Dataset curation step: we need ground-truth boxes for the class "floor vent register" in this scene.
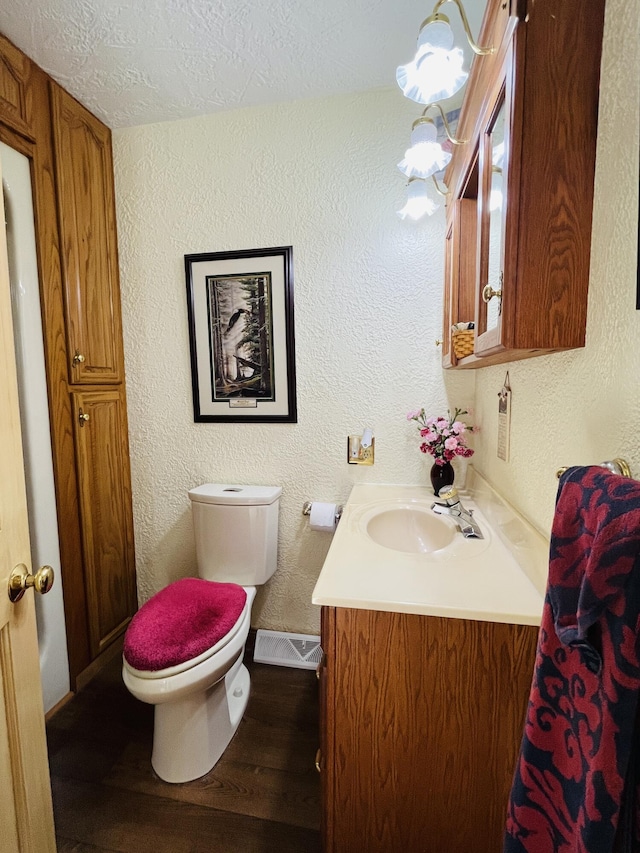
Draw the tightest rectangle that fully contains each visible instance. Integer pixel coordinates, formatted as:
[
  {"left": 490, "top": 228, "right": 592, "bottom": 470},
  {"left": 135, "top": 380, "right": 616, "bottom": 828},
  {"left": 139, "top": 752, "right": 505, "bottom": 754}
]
[{"left": 254, "top": 630, "right": 323, "bottom": 670}]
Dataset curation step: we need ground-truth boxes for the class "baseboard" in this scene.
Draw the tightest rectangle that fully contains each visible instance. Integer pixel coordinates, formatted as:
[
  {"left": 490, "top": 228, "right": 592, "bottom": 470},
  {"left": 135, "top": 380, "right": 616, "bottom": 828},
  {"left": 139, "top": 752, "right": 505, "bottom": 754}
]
[
  {"left": 45, "top": 691, "right": 74, "bottom": 722},
  {"left": 75, "top": 634, "right": 124, "bottom": 692}
]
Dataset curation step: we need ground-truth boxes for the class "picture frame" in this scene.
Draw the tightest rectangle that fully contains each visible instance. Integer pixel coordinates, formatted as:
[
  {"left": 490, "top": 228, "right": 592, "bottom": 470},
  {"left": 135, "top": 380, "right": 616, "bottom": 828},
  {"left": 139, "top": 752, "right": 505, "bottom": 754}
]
[{"left": 185, "top": 246, "right": 297, "bottom": 423}]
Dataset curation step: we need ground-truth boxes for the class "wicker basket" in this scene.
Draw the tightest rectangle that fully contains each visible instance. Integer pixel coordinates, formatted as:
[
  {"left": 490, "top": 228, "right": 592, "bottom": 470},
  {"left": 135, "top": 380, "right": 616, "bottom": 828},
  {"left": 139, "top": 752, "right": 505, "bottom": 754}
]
[{"left": 451, "top": 329, "right": 475, "bottom": 359}]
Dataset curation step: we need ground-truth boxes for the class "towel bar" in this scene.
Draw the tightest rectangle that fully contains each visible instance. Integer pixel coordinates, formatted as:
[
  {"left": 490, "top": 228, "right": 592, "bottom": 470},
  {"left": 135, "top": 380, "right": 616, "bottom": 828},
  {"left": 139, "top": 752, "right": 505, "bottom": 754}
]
[{"left": 556, "top": 458, "right": 632, "bottom": 479}]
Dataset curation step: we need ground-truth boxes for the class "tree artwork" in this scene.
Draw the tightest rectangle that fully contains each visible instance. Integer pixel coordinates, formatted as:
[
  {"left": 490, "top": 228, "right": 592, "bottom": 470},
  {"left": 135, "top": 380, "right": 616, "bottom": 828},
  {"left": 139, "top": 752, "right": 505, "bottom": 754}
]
[{"left": 206, "top": 273, "right": 274, "bottom": 400}]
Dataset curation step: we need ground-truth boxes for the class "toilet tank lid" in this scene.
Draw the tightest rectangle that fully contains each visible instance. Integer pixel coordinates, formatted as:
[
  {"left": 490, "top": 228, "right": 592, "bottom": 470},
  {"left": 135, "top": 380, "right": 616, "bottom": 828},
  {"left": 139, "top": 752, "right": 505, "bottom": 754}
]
[{"left": 188, "top": 484, "right": 282, "bottom": 506}]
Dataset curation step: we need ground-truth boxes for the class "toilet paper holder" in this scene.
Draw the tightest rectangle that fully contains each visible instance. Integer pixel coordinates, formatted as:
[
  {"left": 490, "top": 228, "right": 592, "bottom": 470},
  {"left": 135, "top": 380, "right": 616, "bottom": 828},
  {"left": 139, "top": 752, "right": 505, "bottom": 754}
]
[{"left": 302, "top": 501, "right": 343, "bottom": 523}]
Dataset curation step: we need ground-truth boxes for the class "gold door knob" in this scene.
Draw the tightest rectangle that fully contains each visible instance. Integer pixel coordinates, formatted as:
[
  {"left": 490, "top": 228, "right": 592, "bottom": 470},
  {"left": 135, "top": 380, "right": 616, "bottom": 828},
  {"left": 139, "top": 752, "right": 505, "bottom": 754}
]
[
  {"left": 482, "top": 283, "right": 503, "bottom": 303},
  {"left": 78, "top": 409, "right": 90, "bottom": 426},
  {"left": 72, "top": 351, "right": 86, "bottom": 366},
  {"left": 8, "top": 563, "right": 55, "bottom": 603}
]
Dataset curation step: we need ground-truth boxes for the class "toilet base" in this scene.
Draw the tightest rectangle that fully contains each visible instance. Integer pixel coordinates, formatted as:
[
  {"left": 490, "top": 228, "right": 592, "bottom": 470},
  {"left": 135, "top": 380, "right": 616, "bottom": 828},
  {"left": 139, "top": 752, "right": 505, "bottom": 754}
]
[{"left": 151, "top": 652, "right": 250, "bottom": 783}]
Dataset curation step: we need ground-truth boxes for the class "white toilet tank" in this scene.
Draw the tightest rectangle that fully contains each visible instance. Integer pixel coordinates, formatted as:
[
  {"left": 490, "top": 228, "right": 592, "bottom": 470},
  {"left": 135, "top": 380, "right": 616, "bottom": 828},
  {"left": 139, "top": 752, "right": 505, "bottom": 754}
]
[{"left": 188, "top": 484, "right": 282, "bottom": 585}]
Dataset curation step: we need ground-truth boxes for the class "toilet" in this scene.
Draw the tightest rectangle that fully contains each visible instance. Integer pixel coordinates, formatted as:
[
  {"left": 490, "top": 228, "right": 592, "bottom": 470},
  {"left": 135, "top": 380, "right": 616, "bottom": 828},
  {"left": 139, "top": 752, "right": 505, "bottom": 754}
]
[{"left": 122, "top": 483, "right": 282, "bottom": 783}]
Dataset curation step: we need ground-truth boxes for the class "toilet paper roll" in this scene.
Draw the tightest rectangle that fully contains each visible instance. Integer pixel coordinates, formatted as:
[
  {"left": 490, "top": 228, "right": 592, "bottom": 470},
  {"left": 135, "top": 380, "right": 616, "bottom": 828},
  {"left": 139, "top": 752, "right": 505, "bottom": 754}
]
[{"left": 309, "top": 502, "right": 338, "bottom": 533}]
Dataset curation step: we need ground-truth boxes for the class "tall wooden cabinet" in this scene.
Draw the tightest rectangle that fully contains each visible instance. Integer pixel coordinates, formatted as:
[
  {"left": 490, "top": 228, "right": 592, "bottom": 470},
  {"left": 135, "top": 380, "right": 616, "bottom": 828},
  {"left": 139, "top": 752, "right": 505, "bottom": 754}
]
[
  {"left": 441, "top": 0, "right": 606, "bottom": 368},
  {"left": 50, "top": 82, "right": 136, "bottom": 666},
  {"left": 0, "top": 34, "right": 136, "bottom": 686},
  {"left": 320, "top": 606, "right": 538, "bottom": 853}
]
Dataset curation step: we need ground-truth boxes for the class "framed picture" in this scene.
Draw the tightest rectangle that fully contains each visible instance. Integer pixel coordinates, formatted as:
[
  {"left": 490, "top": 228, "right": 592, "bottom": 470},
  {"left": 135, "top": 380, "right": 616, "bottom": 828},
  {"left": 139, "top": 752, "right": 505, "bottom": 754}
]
[{"left": 185, "top": 246, "right": 297, "bottom": 422}]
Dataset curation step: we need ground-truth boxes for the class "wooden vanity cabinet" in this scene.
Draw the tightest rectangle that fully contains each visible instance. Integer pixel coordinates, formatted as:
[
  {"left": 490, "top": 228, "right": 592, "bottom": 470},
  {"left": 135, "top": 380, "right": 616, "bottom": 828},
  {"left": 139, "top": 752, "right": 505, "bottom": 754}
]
[
  {"left": 442, "top": 0, "right": 606, "bottom": 368},
  {"left": 320, "top": 605, "right": 538, "bottom": 853}
]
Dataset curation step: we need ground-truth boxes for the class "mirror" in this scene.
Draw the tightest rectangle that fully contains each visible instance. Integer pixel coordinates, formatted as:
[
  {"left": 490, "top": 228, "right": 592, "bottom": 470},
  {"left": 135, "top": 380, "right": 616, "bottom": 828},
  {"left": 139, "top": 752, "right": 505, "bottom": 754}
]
[{"left": 485, "top": 99, "right": 506, "bottom": 333}]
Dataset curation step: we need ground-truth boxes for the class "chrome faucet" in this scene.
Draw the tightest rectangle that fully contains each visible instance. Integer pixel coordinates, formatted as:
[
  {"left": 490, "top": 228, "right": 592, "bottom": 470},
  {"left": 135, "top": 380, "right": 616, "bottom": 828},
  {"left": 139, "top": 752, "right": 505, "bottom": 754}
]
[{"left": 431, "top": 487, "right": 483, "bottom": 539}]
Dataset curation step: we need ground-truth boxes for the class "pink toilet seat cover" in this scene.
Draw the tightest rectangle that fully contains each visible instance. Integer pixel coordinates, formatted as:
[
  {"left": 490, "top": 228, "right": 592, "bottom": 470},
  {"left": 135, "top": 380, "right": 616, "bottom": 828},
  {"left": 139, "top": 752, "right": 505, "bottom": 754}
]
[{"left": 123, "top": 578, "right": 247, "bottom": 672}]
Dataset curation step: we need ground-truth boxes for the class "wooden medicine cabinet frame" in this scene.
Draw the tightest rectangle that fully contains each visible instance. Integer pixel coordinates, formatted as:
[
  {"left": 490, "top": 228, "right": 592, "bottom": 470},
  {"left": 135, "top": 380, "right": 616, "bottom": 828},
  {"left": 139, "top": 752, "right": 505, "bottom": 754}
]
[{"left": 441, "top": 0, "right": 606, "bottom": 369}]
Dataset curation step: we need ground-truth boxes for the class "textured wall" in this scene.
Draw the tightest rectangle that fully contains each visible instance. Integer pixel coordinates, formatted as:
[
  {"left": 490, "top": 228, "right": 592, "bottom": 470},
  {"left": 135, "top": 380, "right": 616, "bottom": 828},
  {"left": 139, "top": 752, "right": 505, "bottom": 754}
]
[
  {"left": 113, "top": 88, "right": 474, "bottom": 634},
  {"left": 472, "top": 0, "right": 640, "bottom": 538}
]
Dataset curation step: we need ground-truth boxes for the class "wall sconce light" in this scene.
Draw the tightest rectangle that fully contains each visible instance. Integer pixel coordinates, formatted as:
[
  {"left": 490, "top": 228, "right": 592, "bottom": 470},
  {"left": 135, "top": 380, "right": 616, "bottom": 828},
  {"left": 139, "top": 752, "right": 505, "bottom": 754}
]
[
  {"left": 397, "top": 177, "right": 439, "bottom": 220},
  {"left": 396, "top": 0, "right": 494, "bottom": 104},
  {"left": 397, "top": 103, "right": 465, "bottom": 179}
]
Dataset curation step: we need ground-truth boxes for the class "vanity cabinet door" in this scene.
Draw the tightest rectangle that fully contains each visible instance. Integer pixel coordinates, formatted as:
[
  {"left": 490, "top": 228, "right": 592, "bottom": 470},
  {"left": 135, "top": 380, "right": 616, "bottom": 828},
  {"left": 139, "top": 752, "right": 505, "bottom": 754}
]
[
  {"left": 51, "top": 83, "right": 125, "bottom": 384},
  {"left": 71, "top": 389, "right": 136, "bottom": 657},
  {"left": 319, "top": 607, "right": 334, "bottom": 853},
  {"left": 321, "top": 605, "right": 537, "bottom": 852}
]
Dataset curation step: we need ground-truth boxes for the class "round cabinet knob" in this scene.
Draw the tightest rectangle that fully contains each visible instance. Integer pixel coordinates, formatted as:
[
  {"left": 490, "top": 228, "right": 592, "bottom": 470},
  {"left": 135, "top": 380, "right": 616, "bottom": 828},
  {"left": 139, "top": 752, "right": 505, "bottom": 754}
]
[
  {"left": 8, "top": 563, "right": 55, "bottom": 603},
  {"left": 78, "top": 410, "right": 90, "bottom": 425},
  {"left": 72, "top": 351, "right": 86, "bottom": 366}
]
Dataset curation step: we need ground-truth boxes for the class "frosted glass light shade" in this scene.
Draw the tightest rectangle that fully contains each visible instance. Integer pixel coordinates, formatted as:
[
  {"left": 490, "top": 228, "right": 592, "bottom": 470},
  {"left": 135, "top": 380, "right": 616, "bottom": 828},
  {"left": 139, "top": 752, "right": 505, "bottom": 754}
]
[
  {"left": 397, "top": 119, "right": 452, "bottom": 179},
  {"left": 396, "top": 46, "right": 468, "bottom": 104},
  {"left": 397, "top": 180, "right": 438, "bottom": 220},
  {"left": 417, "top": 16, "right": 455, "bottom": 52}
]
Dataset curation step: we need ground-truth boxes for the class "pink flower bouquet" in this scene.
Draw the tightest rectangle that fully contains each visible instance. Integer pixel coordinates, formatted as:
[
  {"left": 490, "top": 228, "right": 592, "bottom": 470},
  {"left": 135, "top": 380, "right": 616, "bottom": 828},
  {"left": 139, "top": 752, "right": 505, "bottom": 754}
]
[{"left": 407, "top": 407, "right": 475, "bottom": 465}]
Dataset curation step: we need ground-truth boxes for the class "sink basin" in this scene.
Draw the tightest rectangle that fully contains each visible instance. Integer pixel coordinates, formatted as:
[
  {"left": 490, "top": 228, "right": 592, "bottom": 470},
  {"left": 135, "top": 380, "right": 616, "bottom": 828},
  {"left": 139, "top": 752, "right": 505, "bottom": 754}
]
[{"left": 364, "top": 505, "right": 456, "bottom": 554}]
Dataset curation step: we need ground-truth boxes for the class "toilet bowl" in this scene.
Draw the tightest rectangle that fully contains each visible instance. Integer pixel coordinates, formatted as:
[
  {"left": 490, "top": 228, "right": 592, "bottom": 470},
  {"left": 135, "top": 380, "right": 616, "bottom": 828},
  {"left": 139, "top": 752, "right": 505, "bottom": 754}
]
[
  {"left": 123, "top": 581, "right": 255, "bottom": 783},
  {"left": 122, "top": 483, "right": 281, "bottom": 783}
]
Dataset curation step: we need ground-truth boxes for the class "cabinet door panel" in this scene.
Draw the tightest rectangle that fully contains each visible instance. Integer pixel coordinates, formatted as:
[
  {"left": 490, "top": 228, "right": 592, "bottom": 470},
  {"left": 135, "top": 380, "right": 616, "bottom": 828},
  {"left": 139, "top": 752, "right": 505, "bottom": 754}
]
[
  {"left": 51, "top": 84, "right": 124, "bottom": 384},
  {"left": 320, "top": 607, "right": 335, "bottom": 853},
  {"left": 72, "top": 390, "right": 136, "bottom": 656},
  {"left": 0, "top": 34, "right": 34, "bottom": 140},
  {"left": 442, "top": 219, "right": 454, "bottom": 367},
  {"left": 443, "top": 197, "right": 477, "bottom": 366}
]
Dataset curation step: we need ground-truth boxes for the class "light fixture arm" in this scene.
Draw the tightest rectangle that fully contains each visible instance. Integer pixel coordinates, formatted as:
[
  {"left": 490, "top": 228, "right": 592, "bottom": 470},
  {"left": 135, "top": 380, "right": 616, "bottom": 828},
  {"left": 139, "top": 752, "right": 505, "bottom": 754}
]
[
  {"left": 420, "top": 103, "right": 467, "bottom": 145},
  {"left": 425, "top": 0, "right": 494, "bottom": 56},
  {"left": 432, "top": 174, "right": 448, "bottom": 196}
]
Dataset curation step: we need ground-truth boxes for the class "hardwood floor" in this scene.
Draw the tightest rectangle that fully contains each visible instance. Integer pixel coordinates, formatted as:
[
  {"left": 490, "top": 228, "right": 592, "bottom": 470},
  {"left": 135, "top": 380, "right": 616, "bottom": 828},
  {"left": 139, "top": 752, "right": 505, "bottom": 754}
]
[{"left": 46, "top": 651, "right": 321, "bottom": 852}]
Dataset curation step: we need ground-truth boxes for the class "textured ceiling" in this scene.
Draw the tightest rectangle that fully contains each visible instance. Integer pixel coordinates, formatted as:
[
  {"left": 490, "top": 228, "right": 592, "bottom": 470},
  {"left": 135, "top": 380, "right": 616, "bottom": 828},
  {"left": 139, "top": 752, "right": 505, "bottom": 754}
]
[{"left": 0, "top": 0, "right": 485, "bottom": 129}]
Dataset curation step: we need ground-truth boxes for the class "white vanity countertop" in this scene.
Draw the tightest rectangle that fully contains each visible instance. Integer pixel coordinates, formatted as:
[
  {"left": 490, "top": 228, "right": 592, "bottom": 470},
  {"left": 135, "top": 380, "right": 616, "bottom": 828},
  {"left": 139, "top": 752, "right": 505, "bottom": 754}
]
[{"left": 311, "top": 477, "right": 547, "bottom": 627}]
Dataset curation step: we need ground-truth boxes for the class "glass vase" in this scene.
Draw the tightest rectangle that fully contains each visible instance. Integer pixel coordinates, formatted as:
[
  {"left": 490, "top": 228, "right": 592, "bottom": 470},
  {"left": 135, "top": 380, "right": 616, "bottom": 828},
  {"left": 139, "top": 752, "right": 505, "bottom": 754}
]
[{"left": 430, "top": 461, "right": 454, "bottom": 496}]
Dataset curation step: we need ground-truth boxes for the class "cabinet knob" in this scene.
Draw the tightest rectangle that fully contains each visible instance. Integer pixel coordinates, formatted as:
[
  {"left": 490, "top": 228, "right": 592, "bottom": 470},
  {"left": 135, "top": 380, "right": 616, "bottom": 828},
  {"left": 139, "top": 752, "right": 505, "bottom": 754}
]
[
  {"left": 72, "top": 350, "right": 86, "bottom": 366},
  {"left": 315, "top": 748, "right": 322, "bottom": 773},
  {"left": 482, "top": 283, "right": 503, "bottom": 303},
  {"left": 435, "top": 339, "right": 443, "bottom": 347},
  {"left": 78, "top": 409, "right": 90, "bottom": 426}
]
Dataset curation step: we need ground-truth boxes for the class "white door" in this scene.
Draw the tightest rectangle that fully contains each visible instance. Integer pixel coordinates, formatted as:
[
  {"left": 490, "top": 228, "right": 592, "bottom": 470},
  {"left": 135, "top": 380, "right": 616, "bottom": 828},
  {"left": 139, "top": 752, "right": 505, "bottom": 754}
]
[{"left": 0, "top": 156, "right": 56, "bottom": 851}]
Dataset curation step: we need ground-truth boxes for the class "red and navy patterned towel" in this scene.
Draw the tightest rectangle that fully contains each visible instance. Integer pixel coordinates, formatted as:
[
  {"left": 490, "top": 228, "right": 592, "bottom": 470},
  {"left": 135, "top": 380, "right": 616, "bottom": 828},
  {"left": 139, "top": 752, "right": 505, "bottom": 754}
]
[{"left": 505, "top": 466, "right": 640, "bottom": 852}]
